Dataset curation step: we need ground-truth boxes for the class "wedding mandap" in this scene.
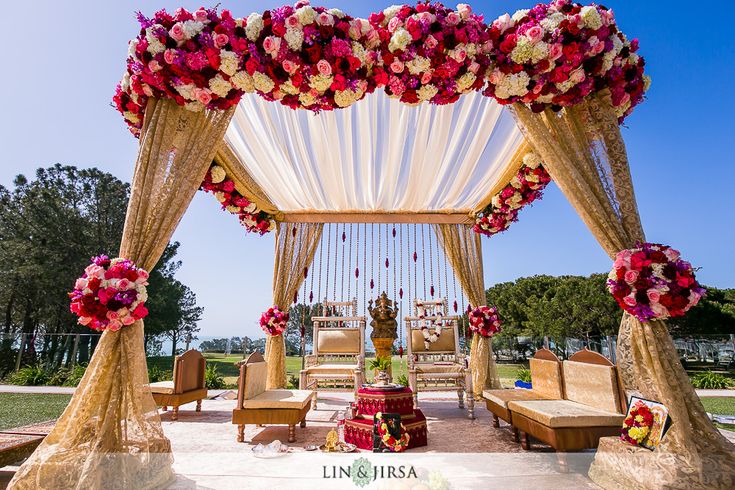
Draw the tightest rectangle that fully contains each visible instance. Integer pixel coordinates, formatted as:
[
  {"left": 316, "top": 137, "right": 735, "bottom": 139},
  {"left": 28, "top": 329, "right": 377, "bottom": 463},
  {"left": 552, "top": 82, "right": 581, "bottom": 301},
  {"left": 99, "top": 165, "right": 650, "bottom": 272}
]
[{"left": 8, "top": 1, "right": 735, "bottom": 489}]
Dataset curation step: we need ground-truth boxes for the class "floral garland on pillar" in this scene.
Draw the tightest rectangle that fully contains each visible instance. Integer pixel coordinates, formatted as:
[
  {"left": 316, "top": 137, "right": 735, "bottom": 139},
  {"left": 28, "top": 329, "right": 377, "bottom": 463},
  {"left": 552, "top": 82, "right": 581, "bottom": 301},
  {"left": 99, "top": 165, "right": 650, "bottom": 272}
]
[
  {"left": 473, "top": 152, "right": 551, "bottom": 237},
  {"left": 200, "top": 164, "right": 276, "bottom": 235},
  {"left": 467, "top": 305, "right": 502, "bottom": 337},
  {"left": 259, "top": 306, "right": 289, "bottom": 335},
  {"left": 69, "top": 256, "right": 150, "bottom": 332},
  {"left": 607, "top": 243, "right": 705, "bottom": 322}
]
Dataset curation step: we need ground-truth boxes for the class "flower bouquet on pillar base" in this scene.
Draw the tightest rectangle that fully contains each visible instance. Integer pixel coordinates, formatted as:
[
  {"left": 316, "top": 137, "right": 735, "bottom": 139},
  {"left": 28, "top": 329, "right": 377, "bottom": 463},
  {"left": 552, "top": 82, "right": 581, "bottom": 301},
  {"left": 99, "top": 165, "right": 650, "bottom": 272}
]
[{"left": 259, "top": 306, "right": 289, "bottom": 336}]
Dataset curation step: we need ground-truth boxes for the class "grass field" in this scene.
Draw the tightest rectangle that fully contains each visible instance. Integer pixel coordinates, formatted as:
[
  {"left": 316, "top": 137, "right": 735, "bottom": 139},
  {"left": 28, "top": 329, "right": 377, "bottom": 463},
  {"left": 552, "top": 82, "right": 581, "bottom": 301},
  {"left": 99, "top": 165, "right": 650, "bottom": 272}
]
[
  {"left": 148, "top": 354, "right": 525, "bottom": 387},
  {"left": 0, "top": 393, "right": 72, "bottom": 431},
  {"left": 700, "top": 397, "right": 735, "bottom": 432}
]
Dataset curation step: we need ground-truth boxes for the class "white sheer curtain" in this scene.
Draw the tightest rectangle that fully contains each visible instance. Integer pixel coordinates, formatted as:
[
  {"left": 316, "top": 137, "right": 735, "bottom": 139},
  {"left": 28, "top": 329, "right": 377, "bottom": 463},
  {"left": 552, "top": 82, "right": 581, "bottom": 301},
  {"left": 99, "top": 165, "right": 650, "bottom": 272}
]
[{"left": 226, "top": 91, "right": 523, "bottom": 213}]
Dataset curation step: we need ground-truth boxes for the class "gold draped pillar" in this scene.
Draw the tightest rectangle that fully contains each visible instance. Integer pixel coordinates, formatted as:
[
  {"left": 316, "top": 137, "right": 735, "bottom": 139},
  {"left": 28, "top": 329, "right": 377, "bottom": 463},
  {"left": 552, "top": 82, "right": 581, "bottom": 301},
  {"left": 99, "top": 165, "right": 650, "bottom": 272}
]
[
  {"left": 433, "top": 224, "right": 501, "bottom": 398},
  {"left": 9, "top": 98, "right": 235, "bottom": 490},
  {"left": 266, "top": 222, "right": 323, "bottom": 389},
  {"left": 511, "top": 93, "right": 735, "bottom": 489}
]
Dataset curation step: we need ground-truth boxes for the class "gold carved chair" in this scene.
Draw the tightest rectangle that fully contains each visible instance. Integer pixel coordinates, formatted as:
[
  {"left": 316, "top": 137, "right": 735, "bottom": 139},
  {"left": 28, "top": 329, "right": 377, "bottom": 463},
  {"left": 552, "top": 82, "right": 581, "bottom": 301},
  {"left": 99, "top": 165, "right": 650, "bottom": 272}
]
[
  {"left": 405, "top": 298, "right": 474, "bottom": 419},
  {"left": 299, "top": 297, "right": 366, "bottom": 408},
  {"left": 149, "top": 349, "right": 208, "bottom": 421}
]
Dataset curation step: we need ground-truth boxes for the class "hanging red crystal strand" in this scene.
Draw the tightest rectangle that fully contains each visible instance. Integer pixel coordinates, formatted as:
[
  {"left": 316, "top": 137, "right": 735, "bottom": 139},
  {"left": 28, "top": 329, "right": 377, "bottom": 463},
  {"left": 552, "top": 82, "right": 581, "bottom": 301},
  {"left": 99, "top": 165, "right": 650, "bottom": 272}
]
[
  {"left": 430, "top": 285, "right": 435, "bottom": 297},
  {"left": 303, "top": 266, "right": 308, "bottom": 279},
  {"left": 309, "top": 291, "right": 314, "bottom": 303},
  {"left": 342, "top": 231, "right": 346, "bottom": 242},
  {"left": 398, "top": 345, "right": 404, "bottom": 358},
  {"left": 413, "top": 251, "right": 417, "bottom": 262},
  {"left": 370, "top": 278, "right": 374, "bottom": 290},
  {"left": 293, "top": 291, "right": 298, "bottom": 303},
  {"left": 292, "top": 225, "right": 297, "bottom": 237},
  {"left": 453, "top": 300, "right": 458, "bottom": 313},
  {"left": 392, "top": 227, "right": 396, "bottom": 238},
  {"left": 355, "top": 268, "right": 359, "bottom": 279},
  {"left": 385, "top": 257, "right": 389, "bottom": 268},
  {"left": 399, "top": 288, "right": 403, "bottom": 299}
]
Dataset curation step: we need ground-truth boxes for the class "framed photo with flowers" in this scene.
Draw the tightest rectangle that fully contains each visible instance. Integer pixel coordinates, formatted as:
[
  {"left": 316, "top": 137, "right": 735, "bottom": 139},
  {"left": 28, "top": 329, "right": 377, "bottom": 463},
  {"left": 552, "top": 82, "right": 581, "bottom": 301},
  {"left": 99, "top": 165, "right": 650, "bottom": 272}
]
[{"left": 621, "top": 396, "right": 671, "bottom": 450}]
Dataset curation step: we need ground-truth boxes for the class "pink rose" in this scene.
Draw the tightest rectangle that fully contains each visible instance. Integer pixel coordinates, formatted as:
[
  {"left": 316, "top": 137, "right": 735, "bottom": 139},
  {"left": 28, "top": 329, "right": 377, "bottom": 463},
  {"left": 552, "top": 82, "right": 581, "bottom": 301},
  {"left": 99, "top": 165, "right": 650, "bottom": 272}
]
[
  {"left": 446, "top": 12, "right": 460, "bottom": 26},
  {"left": 263, "top": 36, "right": 281, "bottom": 55},
  {"left": 623, "top": 295, "right": 637, "bottom": 307},
  {"left": 570, "top": 69, "right": 586, "bottom": 84},
  {"left": 317, "top": 12, "right": 334, "bottom": 26},
  {"left": 170, "top": 23, "right": 185, "bottom": 41},
  {"left": 387, "top": 17, "right": 402, "bottom": 33},
  {"left": 214, "top": 33, "right": 229, "bottom": 47},
  {"left": 142, "top": 85, "right": 154, "bottom": 97},
  {"left": 493, "top": 14, "right": 512, "bottom": 34},
  {"left": 390, "top": 60, "right": 404, "bottom": 73},
  {"left": 78, "top": 316, "right": 92, "bottom": 326},
  {"left": 647, "top": 290, "right": 661, "bottom": 304},
  {"left": 420, "top": 71, "right": 433, "bottom": 84},
  {"left": 317, "top": 59, "right": 332, "bottom": 76},
  {"left": 74, "top": 278, "right": 88, "bottom": 290},
  {"left": 194, "top": 88, "right": 212, "bottom": 105},
  {"left": 454, "top": 49, "right": 467, "bottom": 62},
  {"left": 457, "top": 4, "right": 472, "bottom": 20},
  {"left": 549, "top": 43, "right": 563, "bottom": 60},
  {"left": 147, "top": 60, "right": 161, "bottom": 72},
  {"left": 118, "top": 278, "right": 131, "bottom": 290},
  {"left": 137, "top": 270, "right": 149, "bottom": 281},
  {"left": 468, "top": 61, "right": 480, "bottom": 74},
  {"left": 106, "top": 310, "right": 119, "bottom": 321},
  {"left": 282, "top": 59, "right": 298, "bottom": 74},
  {"left": 163, "top": 49, "right": 177, "bottom": 64},
  {"left": 286, "top": 15, "right": 301, "bottom": 29},
  {"left": 424, "top": 35, "right": 438, "bottom": 50},
  {"left": 108, "top": 319, "right": 123, "bottom": 331},
  {"left": 121, "top": 316, "right": 136, "bottom": 326},
  {"left": 624, "top": 270, "right": 639, "bottom": 284},
  {"left": 664, "top": 248, "right": 681, "bottom": 262},
  {"left": 349, "top": 19, "right": 364, "bottom": 38},
  {"left": 527, "top": 26, "right": 544, "bottom": 44},
  {"left": 194, "top": 8, "right": 209, "bottom": 22}
]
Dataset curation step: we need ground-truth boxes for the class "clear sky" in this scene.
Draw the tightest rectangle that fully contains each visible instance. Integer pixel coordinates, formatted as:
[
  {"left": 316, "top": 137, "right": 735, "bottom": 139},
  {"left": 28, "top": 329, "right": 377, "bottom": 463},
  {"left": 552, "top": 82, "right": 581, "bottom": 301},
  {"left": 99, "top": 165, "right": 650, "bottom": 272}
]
[{"left": 1, "top": 1, "right": 733, "bottom": 338}]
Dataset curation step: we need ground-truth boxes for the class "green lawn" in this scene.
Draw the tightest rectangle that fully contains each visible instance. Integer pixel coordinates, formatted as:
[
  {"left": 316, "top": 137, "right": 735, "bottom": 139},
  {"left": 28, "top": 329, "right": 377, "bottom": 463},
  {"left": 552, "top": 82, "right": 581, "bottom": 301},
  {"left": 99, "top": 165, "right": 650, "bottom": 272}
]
[
  {"left": 700, "top": 397, "right": 735, "bottom": 432},
  {"left": 148, "top": 354, "right": 524, "bottom": 387},
  {"left": 0, "top": 393, "right": 72, "bottom": 431}
]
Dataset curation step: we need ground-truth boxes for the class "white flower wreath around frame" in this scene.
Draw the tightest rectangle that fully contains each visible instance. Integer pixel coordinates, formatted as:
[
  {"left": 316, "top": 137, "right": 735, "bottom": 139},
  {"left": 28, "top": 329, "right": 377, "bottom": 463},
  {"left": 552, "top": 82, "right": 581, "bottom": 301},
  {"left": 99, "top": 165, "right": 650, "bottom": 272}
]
[{"left": 416, "top": 301, "right": 445, "bottom": 350}]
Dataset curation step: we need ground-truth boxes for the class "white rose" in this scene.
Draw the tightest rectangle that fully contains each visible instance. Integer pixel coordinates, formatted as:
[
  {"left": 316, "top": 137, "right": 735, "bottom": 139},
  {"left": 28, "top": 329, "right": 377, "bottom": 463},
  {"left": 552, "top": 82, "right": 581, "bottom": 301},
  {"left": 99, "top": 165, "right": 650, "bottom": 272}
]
[
  {"left": 231, "top": 71, "right": 254, "bottom": 92},
  {"left": 182, "top": 20, "right": 204, "bottom": 39},
  {"left": 511, "top": 9, "right": 529, "bottom": 23},
  {"left": 284, "top": 28, "right": 304, "bottom": 51},
  {"left": 252, "top": 72, "right": 275, "bottom": 93},
  {"left": 295, "top": 5, "right": 317, "bottom": 25},
  {"left": 388, "top": 28, "right": 412, "bottom": 52},
  {"left": 219, "top": 51, "right": 239, "bottom": 77},
  {"left": 580, "top": 6, "right": 603, "bottom": 30},
  {"left": 209, "top": 74, "right": 232, "bottom": 98},
  {"left": 246, "top": 13, "right": 264, "bottom": 41}
]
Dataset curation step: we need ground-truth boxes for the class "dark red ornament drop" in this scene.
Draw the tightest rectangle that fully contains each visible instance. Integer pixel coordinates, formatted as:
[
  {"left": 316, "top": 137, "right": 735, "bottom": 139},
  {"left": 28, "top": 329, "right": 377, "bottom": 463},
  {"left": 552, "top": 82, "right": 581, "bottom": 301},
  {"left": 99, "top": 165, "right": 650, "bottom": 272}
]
[
  {"left": 398, "top": 346, "right": 404, "bottom": 357},
  {"left": 385, "top": 258, "right": 389, "bottom": 268},
  {"left": 413, "top": 251, "right": 417, "bottom": 262},
  {"left": 399, "top": 288, "right": 403, "bottom": 299},
  {"left": 453, "top": 300, "right": 458, "bottom": 312},
  {"left": 430, "top": 285, "right": 435, "bottom": 297},
  {"left": 370, "top": 279, "right": 374, "bottom": 290},
  {"left": 355, "top": 267, "right": 359, "bottom": 279}
]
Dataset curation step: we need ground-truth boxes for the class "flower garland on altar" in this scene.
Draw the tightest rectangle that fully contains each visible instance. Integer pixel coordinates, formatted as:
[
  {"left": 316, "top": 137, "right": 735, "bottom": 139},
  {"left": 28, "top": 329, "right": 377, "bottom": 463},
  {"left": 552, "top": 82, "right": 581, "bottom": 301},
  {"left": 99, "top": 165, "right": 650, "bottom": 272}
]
[
  {"left": 114, "top": 7, "right": 250, "bottom": 136},
  {"left": 243, "top": 2, "right": 382, "bottom": 111},
  {"left": 468, "top": 305, "right": 502, "bottom": 337},
  {"left": 69, "top": 256, "right": 150, "bottom": 332},
  {"left": 620, "top": 399, "right": 654, "bottom": 446},
  {"left": 115, "top": 2, "right": 649, "bottom": 134},
  {"left": 374, "top": 412, "right": 410, "bottom": 452},
  {"left": 473, "top": 152, "right": 551, "bottom": 237},
  {"left": 259, "top": 306, "right": 289, "bottom": 336},
  {"left": 483, "top": 0, "right": 650, "bottom": 121},
  {"left": 607, "top": 243, "right": 705, "bottom": 322},
  {"left": 368, "top": 2, "right": 491, "bottom": 105},
  {"left": 200, "top": 165, "right": 276, "bottom": 235}
]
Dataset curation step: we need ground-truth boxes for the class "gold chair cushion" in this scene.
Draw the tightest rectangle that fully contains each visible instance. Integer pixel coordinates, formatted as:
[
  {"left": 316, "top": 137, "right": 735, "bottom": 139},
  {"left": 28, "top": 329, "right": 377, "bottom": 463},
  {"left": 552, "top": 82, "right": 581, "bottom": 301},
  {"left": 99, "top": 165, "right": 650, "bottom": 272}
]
[
  {"left": 414, "top": 363, "right": 464, "bottom": 375},
  {"left": 242, "top": 389, "right": 314, "bottom": 409},
  {"left": 410, "top": 328, "right": 456, "bottom": 352},
  {"left": 149, "top": 381, "right": 175, "bottom": 395},
  {"left": 507, "top": 399, "right": 625, "bottom": 428},
  {"left": 482, "top": 388, "right": 550, "bottom": 409},
  {"left": 317, "top": 329, "right": 361, "bottom": 354},
  {"left": 303, "top": 364, "right": 358, "bottom": 375},
  {"left": 529, "top": 358, "right": 563, "bottom": 400},
  {"left": 562, "top": 361, "right": 621, "bottom": 413},
  {"left": 243, "top": 361, "right": 268, "bottom": 400}
]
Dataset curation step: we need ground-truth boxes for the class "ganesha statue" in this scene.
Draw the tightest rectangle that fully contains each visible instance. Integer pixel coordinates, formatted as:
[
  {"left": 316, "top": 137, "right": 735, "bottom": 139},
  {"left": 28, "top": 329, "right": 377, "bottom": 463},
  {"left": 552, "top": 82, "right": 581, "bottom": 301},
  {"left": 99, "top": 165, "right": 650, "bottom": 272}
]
[{"left": 368, "top": 292, "right": 398, "bottom": 375}]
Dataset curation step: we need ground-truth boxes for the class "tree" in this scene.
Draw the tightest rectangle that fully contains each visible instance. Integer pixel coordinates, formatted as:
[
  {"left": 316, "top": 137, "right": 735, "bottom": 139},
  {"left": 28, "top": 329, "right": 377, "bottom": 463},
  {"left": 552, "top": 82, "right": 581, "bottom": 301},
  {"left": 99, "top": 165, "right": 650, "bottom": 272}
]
[{"left": 285, "top": 303, "right": 321, "bottom": 355}]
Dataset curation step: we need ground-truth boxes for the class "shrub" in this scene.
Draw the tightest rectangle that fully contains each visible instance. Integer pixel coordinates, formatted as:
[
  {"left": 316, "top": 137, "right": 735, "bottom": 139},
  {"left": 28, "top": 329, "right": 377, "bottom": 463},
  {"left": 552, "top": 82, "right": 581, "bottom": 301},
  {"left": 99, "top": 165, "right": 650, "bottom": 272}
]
[
  {"left": 148, "top": 365, "right": 171, "bottom": 383},
  {"left": 6, "top": 363, "right": 49, "bottom": 386},
  {"left": 204, "top": 364, "right": 226, "bottom": 389},
  {"left": 287, "top": 374, "right": 300, "bottom": 390},
  {"left": 61, "top": 364, "right": 87, "bottom": 387},
  {"left": 396, "top": 374, "right": 409, "bottom": 387},
  {"left": 691, "top": 371, "right": 734, "bottom": 390},
  {"left": 516, "top": 367, "right": 532, "bottom": 383}
]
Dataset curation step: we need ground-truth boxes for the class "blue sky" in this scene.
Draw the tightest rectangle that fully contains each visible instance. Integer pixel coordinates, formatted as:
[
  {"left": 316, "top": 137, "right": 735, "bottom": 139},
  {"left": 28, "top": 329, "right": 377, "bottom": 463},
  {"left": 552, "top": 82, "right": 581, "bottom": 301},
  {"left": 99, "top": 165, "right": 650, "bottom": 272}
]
[{"left": 1, "top": 1, "right": 733, "bottom": 337}]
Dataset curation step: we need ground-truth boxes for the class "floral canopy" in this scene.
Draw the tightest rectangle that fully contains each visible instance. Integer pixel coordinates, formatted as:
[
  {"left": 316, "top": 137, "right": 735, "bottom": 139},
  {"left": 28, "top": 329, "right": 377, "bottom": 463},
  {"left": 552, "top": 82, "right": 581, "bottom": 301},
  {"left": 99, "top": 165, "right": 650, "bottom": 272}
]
[{"left": 10, "top": 3, "right": 735, "bottom": 490}]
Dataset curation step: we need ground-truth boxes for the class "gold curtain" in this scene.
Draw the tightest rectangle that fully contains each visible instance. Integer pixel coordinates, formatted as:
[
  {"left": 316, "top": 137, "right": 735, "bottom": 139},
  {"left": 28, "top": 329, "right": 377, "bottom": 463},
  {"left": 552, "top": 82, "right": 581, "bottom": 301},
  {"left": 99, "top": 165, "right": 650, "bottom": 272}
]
[
  {"left": 433, "top": 224, "right": 501, "bottom": 398},
  {"left": 511, "top": 93, "right": 735, "bottom": 489},
  {"left": 9, "top": 98, "right": 235, "bottom": 490},
  {"left": 266, "top": 222, "right": 323, "bottom": 389}
]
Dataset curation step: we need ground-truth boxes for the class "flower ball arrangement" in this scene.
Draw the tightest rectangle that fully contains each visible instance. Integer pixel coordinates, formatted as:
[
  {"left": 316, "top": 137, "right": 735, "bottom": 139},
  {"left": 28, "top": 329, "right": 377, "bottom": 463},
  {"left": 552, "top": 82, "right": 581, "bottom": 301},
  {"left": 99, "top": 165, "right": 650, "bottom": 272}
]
[
  {"left": 468, "top": 305, "right": 502, "bottom": 337},
  {"left": 620, "top": 399, "right": 654, "bottom": 446},
  {"left": 369, "top": 2, "right": 491, "bottom": 105},
  {"left": 114, "top": 7, "right": 250, "bottom": 136},
  {"left": 607, "top": 243, "right": 705, "bottom": 322},
  {"left": 69, "top": 256, "right": 150, "bottom": 332},
  {"left": 259, "top": 306, "right": 289, "bottom": 336},
  {"left": 243, "top": 1, "right": 382, "bottom": 111},
  {"left": 473, "top": 152, "right": 551, "bottom": 237},
  {"left": 484, "top": 0, "right": 650, "bottom": 121}
]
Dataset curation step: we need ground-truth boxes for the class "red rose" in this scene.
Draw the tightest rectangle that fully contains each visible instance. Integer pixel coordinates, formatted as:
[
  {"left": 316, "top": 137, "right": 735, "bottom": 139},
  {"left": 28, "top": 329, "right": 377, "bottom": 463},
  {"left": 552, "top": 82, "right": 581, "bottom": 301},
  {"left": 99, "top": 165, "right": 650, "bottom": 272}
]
[{"left": 499, "top": 34, "right": 517, "bottom": 54}]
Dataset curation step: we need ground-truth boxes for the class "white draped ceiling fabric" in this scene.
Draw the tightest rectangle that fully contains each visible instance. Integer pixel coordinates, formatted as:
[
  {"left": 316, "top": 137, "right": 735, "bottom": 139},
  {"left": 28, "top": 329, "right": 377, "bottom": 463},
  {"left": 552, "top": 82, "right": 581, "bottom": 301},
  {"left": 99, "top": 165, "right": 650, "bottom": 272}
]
[{"left": 226, "top": 91, "right": 523, "bottom": 216}]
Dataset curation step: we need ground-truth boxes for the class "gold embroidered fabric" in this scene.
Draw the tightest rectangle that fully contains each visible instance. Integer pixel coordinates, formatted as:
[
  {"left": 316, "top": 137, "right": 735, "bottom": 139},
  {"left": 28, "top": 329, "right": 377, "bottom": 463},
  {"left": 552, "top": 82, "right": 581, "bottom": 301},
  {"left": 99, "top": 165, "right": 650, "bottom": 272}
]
[
  {"left": 511, "top": 94, "right": 735, "bottom": 489},
  {"left": 9, "top": 98, "right": 235, "bottom": 490},
  {"left": 213, "top": 142, "right": 282, "bottom": 218},
  {"left": 433, "top": 224, "right": 501, "bottom": 397},
  {"left": 266, "top": 222, "right": 323, "bottom": 389}
]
